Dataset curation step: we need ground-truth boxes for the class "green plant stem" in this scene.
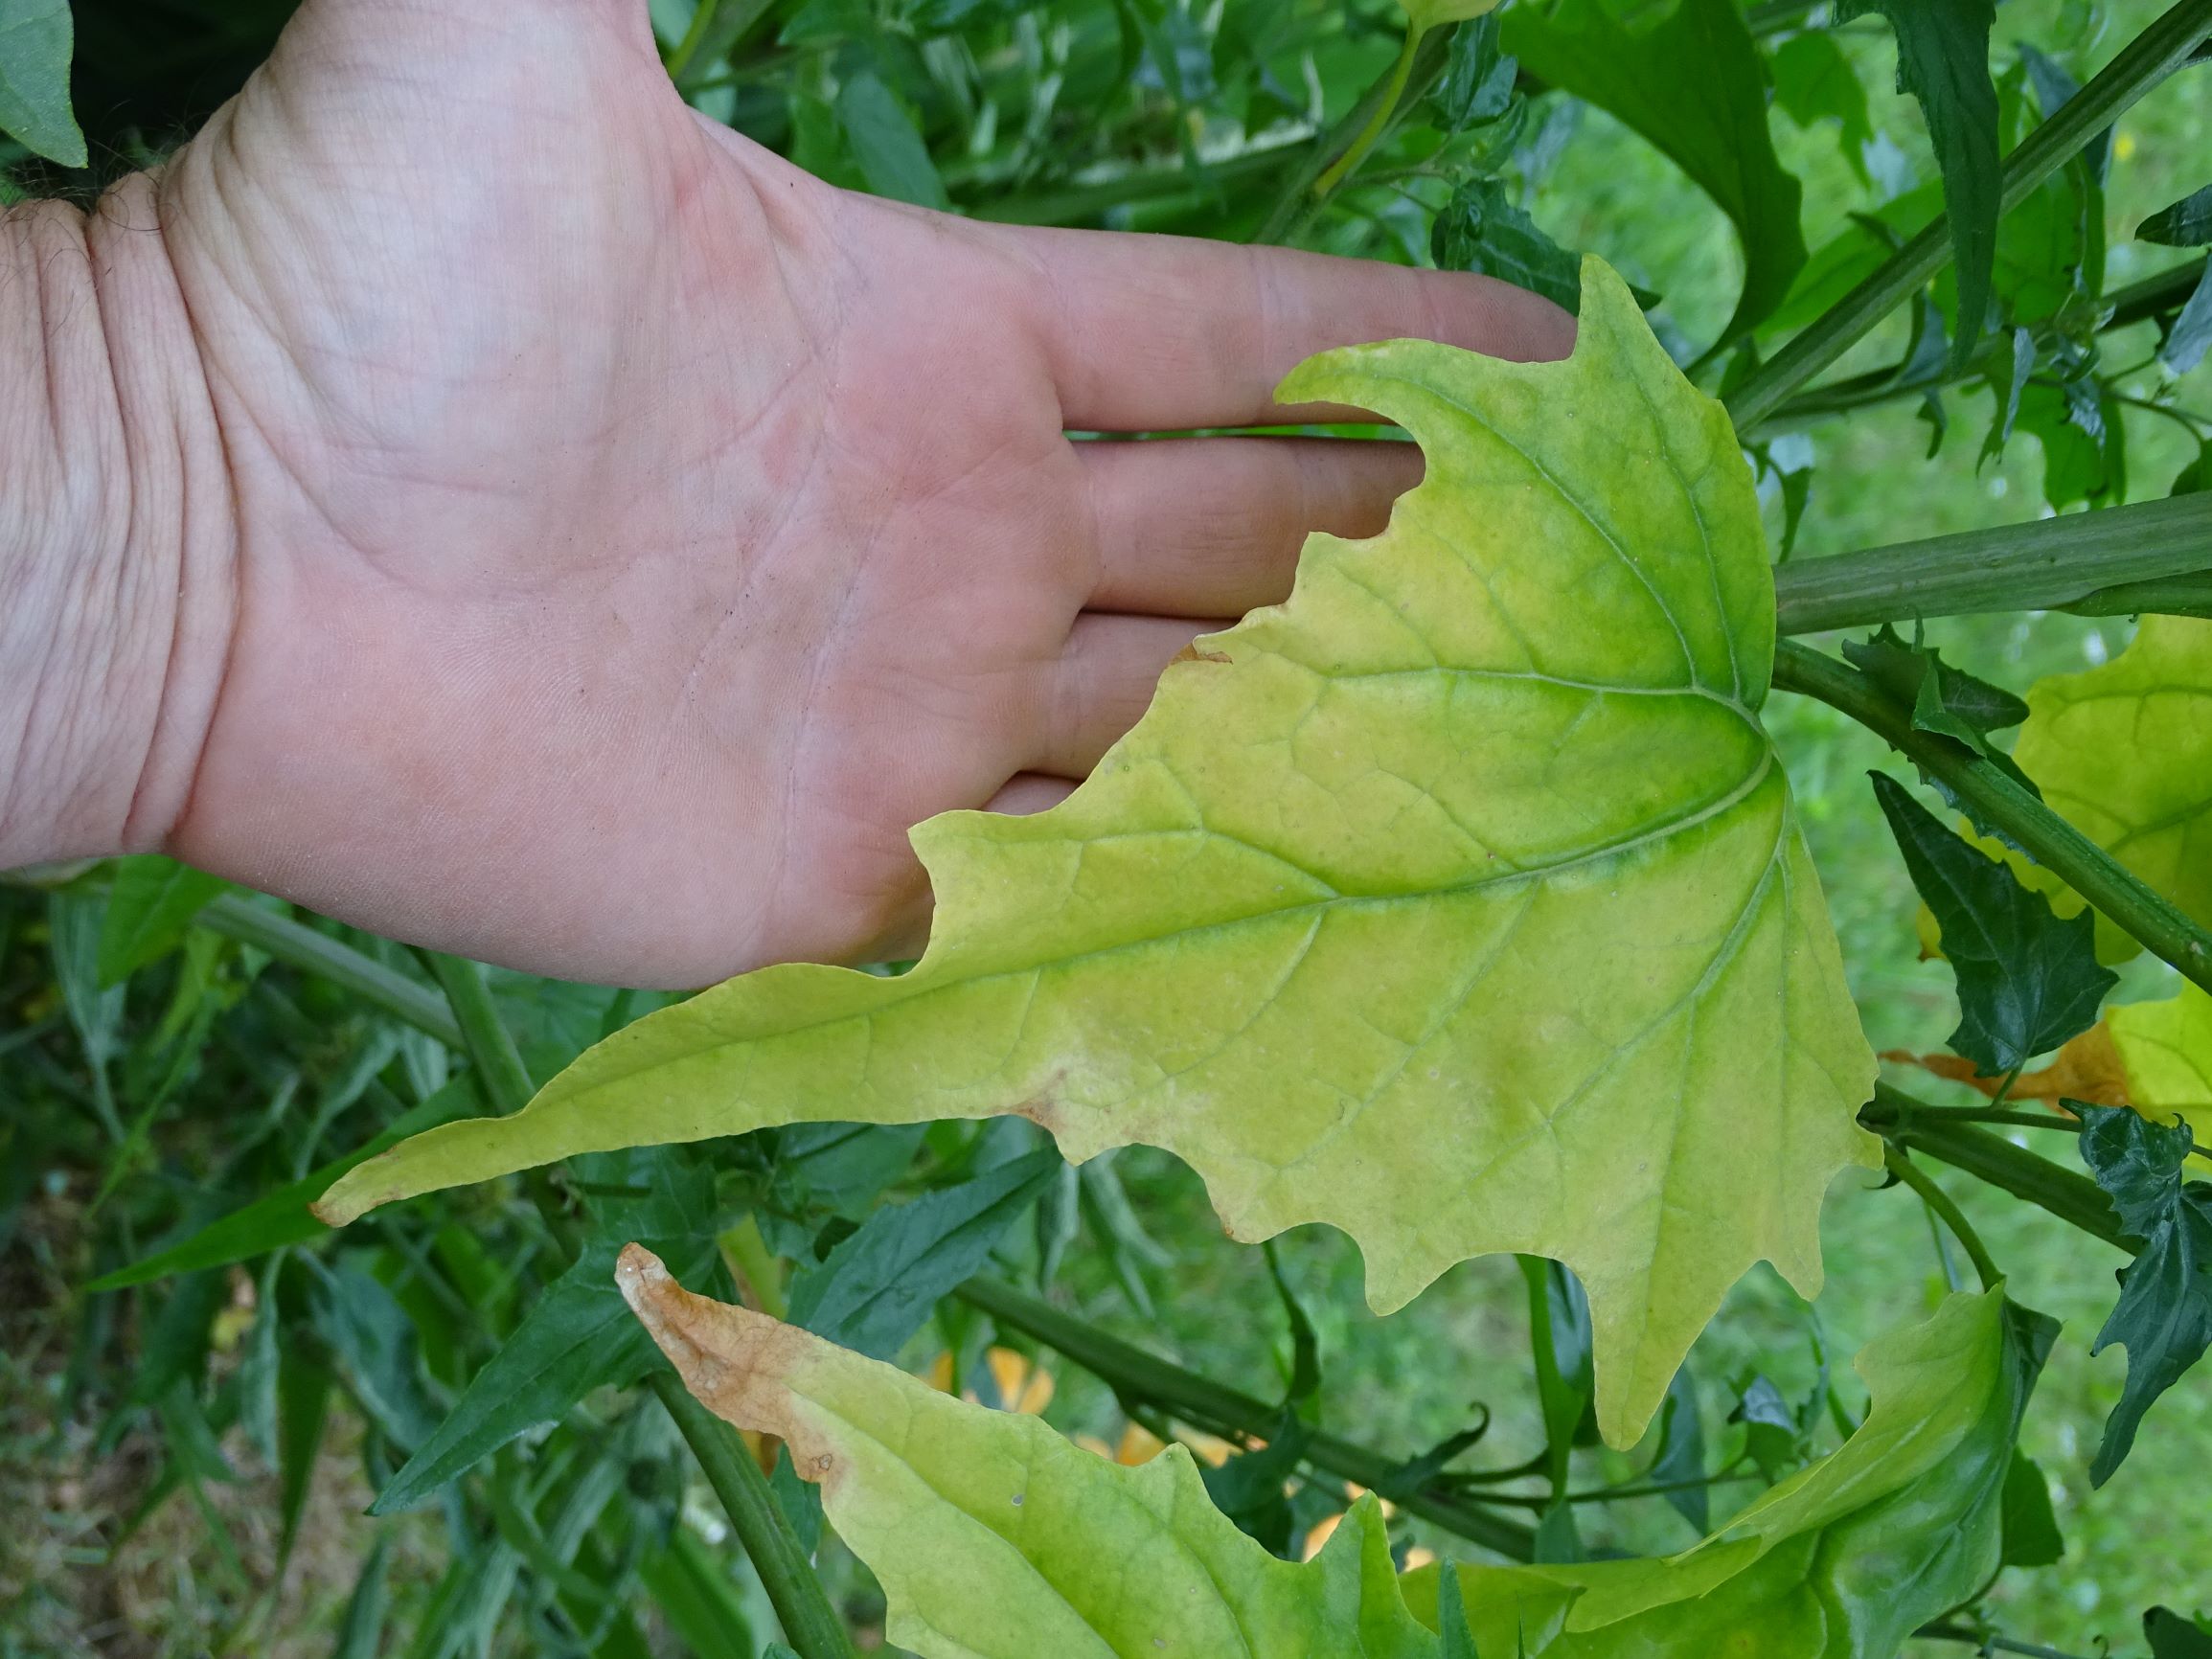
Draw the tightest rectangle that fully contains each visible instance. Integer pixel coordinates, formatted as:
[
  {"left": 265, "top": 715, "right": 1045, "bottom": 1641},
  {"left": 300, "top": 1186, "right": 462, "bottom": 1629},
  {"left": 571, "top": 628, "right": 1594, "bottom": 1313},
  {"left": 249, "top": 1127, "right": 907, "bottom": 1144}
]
[
  {"left": 1884, "top": 1147, "right": 2002, "bottom": 1292},
  {"left": 1917, "top": 1625, "right": 2103, "bottom": 1659},
  {"left": 1724, "top": 0, "right": 2212, "bottom": 430},
  {"left": 1311, "top": 24, "right": 1423, "bottom": 199},
  {"left": 1253, "top": 24, "right": 1455, "bottom": 245},
  {"left": 1754, "top": 254, "right": 2211, "bottom": 431},
  {"left": 412, "top": 952, "right": 846, "bottom": 1647},
  {"left": 648, "top": 1372, "right": 855, "bottom": 1659},
  {"left": 1860, "top": 1085, "right": 2130, "bottom": 1250},
  {"left": 2063, "top": 570, "right": 2212, "bottom": 618},
  {"left": 1771, "top": 638, "right": 2212, "bottom": 993},
  {"left": 954, "top": 1276, "right": 1539, "bottom": 1561},
  {"left": 1898, "top": 1100, "right": 2212, "bottom": 1159},
  {"left": 196, "top": 896, "right": 465, "bottom": 1050},
  {"left": 1770, "top": 494, "right": 2212, "bottom": 633},
  {"left": 422, "top": 954, "right": 536, "bottom": 1117}
]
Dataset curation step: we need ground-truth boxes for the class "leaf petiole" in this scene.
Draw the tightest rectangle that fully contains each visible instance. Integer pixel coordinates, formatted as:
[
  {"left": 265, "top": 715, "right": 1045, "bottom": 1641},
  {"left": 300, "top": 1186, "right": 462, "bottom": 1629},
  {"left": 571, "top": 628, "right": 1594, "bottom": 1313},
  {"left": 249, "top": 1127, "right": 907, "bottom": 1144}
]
[{"left": 1885, "top": 1147, "right": 2003, "bottom": 1292}]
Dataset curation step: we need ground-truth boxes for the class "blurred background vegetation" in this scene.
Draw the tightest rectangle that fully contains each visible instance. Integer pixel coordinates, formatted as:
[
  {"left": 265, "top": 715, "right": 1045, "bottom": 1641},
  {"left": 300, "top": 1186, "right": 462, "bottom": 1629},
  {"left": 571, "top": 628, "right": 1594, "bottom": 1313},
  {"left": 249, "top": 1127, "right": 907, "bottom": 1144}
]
[{"left": 3, "top": 0, "right": 2207, "bottom": 1653}]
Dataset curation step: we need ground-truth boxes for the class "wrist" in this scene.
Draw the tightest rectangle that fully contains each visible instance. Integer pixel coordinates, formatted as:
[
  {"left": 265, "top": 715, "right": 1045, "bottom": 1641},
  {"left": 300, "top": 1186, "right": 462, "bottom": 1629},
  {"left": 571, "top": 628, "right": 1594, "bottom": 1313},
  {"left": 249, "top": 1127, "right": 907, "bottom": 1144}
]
[{"left": 0, "top": 178, "right": 237, "bottom": 870}]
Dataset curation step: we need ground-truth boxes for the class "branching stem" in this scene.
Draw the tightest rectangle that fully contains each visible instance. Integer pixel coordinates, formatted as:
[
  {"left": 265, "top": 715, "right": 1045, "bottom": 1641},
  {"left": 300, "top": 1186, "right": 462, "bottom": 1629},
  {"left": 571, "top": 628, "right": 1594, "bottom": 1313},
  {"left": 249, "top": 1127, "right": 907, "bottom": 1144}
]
[
  {"left": 1725, "top": 0, "right": 2212, "bottom": 429},
  {"left": 1771, "top": 639, "right": 2212, "bottom": 994}
]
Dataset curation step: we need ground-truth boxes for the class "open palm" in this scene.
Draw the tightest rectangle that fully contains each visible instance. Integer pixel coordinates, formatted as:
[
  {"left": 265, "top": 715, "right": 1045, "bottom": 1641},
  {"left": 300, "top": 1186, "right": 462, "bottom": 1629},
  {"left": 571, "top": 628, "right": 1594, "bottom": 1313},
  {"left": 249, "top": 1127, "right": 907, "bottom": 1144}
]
[{"left": 156, "top": 0, "right": 1570, "bottom": 987}]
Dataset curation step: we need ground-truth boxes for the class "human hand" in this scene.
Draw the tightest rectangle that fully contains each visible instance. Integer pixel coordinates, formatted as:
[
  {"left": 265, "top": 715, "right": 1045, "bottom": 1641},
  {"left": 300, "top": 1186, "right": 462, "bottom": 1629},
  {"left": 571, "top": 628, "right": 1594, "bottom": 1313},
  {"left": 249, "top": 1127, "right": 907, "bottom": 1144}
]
[{"left": 45, "top": 0, "right": 1570, "bottom": 987}]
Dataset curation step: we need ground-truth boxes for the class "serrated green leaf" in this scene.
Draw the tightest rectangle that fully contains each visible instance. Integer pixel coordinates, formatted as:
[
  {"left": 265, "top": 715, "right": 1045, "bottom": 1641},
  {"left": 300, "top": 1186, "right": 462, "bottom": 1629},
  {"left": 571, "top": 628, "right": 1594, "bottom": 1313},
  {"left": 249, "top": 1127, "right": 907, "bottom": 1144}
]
[
  {"left": 1872, "top": 771, "right": 2115, "bottom": 1076},
  {"left": 1840, "top": 0, "right": 1999, "bottom": 368},
  {"left": 0, "top": 0, "right": 86, "bottom": 168},
  {"left": 2075, "top": 1103, "right": 2212, "bottom": 1484},
  {"left": 1431, "top": 15, "right": 1517, "bottom": 132},
  {"left": 94, "top": 856, "right": 231, "bottom": 987},
  {"left": 2140, "top": 184, "right": 2212, "bottom": 248},
  {"left": 320, "top": 258, "right": 1878, "bottom": 1448},
  {"left": 620, "top": 1250, "right": 2050, "bottom": 1657},
  {"left": 2016, "top": 617, "right": 2212, "bottom": 927},
  {"left": 1430, "top": 178, "right": 1583, "bottom": 313},
  {"left": 788, "top": 1148, "right": 1060, "bottom": 1359},
  {"left": 1843, "top": 625, "right": 2041, "bottom": 849},
  {"left": 1502, "top": 0, "right": 1805, "bottom": 343},
  {"left": 1998, "top": 1448, "right": 2064, "bottom": 1567}
]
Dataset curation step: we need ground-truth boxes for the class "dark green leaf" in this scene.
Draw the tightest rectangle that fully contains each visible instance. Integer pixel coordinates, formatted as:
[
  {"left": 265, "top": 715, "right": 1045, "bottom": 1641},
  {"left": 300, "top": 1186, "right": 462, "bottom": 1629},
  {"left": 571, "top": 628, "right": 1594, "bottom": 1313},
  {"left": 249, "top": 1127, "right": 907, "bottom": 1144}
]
[
  {"left": 1981, "top": 326, "right": 2035, "bottom": 466},
  {"left": 1437, "top": 1562, "right": 1482, "bottom": 1659},
  {"left": 1730, "top": 1372, "right": 1803, "bottom": 1482},
  {"left": 88, "top": 1077, "right": 483, "bottom": 1291},
  {"left": 787, "top": 1148, "right": 1059, "bottom": 1360},
  {"left": 2075, "top": 1104, "right": 2212, "bottom": 1485},
  {"left": 0, "top": 0, "right": 87, "bottom": 167},
  {"left": 835, "top": 68, "right": 949, "bottom": 210},
  {"left": 1532, "top": 1499, "right": 1583, "bottom": 1563},
  {"left": 276, "top": 1345, "right": 334, "bottom": 1577},
  {"left": 1844, "top": 625, "right": 2028, "bottom": 745},
  {"left": 1872, "top": 771, "right": 2116, "bottom": 1075},
  {"left": 1997, "top": 1449, "right": 2064, "bottom": 1566},
  {"left": 2160, "top": 261, "right": 2212, "bottom": 376},
  {"left": 639, "top": 1531, "right": 758, "bottom": 1659},
  {"left": 1503, "top": 0, "right": 1805, "bottom": 341},
  {"left": 1430, "top": 177, "right": 1581, "bottom": 313},
  {"left": 331, "top": 1532, "right": 394, "bottom": 1659},
  {"left": 1518, "top": 1255, "right": 1594, "bottom": 1490},
  {"left": 1652, "top": 1362, "right": 1708, "bottom": 1534},
  {"left": 1432, "top": 15, "right": 1517, "bottom": 132},
  {"left": 2140, "top": 184, "right": 2212, "bottom": 248},
  {"left": 2018, "top": 43, "right": 2109, "bottom": 184},
  {"left": 1770, "top": 30, "right": 1874, "bottom": 174},
  {"left": 770, "top": 1442, "right": 825, "bottom": 1557},
  {"left": 2018, "top": 375, "right": 2126, "bottom": 509},
  {"left": 2148, "top": 1607, "right": 2212, "bottom": 1658},
  {"left": 95, "top": 856, "right": 231, "bottom": 986},
  {"left": 373, "top": 1241, "right": 661, "bottom": 1512},
  {"left": 308, "top": 1262, "right": 444, "bottom": 1452},
  {"left": 1840, "top": 0, "right": 1999, "bottom": 367}
]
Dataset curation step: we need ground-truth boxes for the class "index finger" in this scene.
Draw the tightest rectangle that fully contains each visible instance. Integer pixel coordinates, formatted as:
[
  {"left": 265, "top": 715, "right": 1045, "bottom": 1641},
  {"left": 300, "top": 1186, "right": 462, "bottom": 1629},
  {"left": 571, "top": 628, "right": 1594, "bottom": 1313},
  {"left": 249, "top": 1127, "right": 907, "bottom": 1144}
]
[{"left": 997, "top": 225, "right": 1577, "bottom": 433}]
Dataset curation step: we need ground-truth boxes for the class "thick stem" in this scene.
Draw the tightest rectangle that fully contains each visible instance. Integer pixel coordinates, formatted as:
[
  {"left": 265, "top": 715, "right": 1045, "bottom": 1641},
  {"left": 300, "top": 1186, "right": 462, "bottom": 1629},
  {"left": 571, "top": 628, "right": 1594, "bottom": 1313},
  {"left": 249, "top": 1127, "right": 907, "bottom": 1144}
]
[
  {"left": 422, "top": 953, "right": 536, "bottom": 1117},
  {"left": 1884, "top": 1147, "right": 2002, "bottom": 1291},
  {"left": 197, "top": 896, "right": 465, "bottom": 1049},
  {"left": 649, "top": 1372, "right": 855, "bottom": 1659},
  {"left": 955, "top": 1276, "right": 1539, "bottom": 1561},
  {"left": 1771, "top": 639, "right": 2212, "bottom": 993},
  {"left": 1724, "top": 0, "right": 2212, "bottom": 430},
  {"left": 1770, "top": 495, "right": 2212, "bottom": 634},
  {"left": 1860, "top": 1085, "right": 2130, "bottom": 1250}
]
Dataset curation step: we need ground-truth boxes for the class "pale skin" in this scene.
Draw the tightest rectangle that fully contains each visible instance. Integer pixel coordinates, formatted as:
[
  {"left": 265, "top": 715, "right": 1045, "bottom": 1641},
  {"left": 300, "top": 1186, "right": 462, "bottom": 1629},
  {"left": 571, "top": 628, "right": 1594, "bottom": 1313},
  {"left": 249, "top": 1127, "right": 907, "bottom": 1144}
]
[{"left": 1, "top": 0, "right": 1571, "bottom": 989}]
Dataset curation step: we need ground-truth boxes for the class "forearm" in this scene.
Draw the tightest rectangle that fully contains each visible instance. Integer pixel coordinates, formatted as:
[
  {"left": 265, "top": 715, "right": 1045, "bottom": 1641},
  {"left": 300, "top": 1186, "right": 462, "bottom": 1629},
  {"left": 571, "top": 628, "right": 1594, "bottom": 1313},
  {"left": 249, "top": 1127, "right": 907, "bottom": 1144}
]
[{"left": 0, "top": 178, "right": 235, "bottom": 869}]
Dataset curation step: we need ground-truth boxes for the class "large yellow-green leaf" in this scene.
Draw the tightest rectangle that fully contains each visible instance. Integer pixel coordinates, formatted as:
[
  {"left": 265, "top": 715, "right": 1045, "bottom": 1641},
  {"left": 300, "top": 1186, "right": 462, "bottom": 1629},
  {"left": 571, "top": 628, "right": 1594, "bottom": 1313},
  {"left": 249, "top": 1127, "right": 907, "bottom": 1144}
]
[
  {"left": 2111, "top": 983, "right": 2212, "bottom": 1116},
  {"left": 320, "top": 259, "right": 1878, "bottom": 1446},
  {"left": 618, "top": 1247, "right": 2050, "bottom": 1658},
  {"left": 2016, "top": 616, "right": 2212, "bottom": 929}
]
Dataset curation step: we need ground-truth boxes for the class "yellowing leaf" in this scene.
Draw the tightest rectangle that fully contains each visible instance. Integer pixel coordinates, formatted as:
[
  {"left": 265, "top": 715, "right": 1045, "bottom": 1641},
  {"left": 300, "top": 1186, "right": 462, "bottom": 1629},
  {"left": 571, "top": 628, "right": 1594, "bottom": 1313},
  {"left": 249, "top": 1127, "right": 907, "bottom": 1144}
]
[
  {"left": 1882, "top": 1021, "right": 2132, "bottom": 1104},
  {"left": 2017, "top": 616, "right": 2212, "bottom": 930},
  {"left": 319, "top": 260, "right": 1878, "bottom": 1447},
  {"left": 2111, "top": 983, "right": 2212, "bottom": 1116},
  {"left": 618, "top": 1248, "right": 2050, "bottom": 1658}
]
